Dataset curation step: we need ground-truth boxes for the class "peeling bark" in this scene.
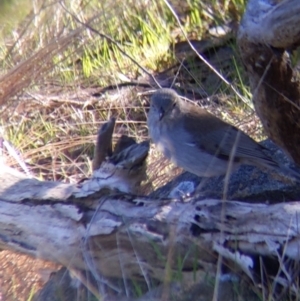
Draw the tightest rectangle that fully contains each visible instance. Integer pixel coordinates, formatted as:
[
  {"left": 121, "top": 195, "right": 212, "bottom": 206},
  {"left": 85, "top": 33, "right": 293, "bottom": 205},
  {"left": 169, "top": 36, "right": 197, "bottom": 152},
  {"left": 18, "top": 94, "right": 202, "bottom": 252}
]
[{"left": 1, "top": 166, "right": 300, "bottom": 289}]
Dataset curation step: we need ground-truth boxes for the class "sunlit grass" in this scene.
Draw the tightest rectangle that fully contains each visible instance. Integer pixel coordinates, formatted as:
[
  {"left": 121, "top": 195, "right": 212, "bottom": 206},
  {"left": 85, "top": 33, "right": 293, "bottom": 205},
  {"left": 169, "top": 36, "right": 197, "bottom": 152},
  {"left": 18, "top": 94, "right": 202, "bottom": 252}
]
[{"left": 0, "top": 0, "right": 250, "bottom": 181}]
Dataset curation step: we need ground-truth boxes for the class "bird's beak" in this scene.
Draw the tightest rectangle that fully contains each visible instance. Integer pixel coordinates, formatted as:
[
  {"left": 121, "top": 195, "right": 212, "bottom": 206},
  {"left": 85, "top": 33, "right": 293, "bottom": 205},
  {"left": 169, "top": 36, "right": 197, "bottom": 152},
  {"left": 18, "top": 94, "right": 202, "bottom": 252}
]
[{"left": 159, "top": 108, "right": 164, "bottom": 121}]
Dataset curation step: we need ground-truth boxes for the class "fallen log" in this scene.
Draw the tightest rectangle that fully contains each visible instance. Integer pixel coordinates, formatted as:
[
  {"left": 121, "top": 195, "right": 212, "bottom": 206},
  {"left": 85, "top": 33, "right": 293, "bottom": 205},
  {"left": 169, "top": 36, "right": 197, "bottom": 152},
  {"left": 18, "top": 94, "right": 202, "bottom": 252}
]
[{"left": 1, "top": 164, "right": 300, "bottom": 290}]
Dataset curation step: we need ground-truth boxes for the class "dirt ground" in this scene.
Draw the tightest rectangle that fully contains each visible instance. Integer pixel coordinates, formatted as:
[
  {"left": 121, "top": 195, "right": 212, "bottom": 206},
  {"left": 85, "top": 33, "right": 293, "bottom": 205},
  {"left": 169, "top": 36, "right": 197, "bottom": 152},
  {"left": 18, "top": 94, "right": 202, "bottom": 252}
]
[{"left": 0, "top": 250, "right": 60, "bottom": 301}]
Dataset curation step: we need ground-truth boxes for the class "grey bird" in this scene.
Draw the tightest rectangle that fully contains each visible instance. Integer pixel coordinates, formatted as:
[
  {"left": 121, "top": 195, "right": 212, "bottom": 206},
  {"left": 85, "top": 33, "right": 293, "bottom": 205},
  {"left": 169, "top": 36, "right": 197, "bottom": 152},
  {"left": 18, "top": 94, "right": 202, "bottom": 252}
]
[{"left": 147, "top": 88, "right": 300, "bottom": 179}]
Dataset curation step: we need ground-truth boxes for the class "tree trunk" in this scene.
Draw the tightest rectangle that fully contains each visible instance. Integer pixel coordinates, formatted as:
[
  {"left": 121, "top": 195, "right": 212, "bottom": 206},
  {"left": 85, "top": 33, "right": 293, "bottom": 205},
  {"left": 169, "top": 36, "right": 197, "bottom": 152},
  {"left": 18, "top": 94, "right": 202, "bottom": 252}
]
[{"left": 237, "top": 0, "right": 300, "bottom": 164}]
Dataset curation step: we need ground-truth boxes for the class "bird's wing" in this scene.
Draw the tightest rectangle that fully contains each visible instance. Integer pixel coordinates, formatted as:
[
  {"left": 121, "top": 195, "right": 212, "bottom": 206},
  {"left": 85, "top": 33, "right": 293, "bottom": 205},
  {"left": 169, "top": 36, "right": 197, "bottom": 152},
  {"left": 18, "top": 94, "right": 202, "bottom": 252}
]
[{"left": 182, "top": 109, "right": 275, "bottom": 164}]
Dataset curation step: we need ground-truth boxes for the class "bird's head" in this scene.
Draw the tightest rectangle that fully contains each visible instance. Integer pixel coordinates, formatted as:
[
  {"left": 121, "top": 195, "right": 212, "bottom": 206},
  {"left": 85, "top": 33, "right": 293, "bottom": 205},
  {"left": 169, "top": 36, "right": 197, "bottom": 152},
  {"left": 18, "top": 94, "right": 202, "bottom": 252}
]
[{"left": 150, "top": 88, "right": 179, "bottom": 121}]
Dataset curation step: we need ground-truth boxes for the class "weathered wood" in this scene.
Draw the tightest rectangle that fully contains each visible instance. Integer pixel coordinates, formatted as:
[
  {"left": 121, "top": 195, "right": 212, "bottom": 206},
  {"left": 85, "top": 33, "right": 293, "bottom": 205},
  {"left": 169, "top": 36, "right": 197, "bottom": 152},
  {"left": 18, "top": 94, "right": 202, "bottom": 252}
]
[
  {"left": 238, "top": 0, "right": 300, "bottom": 164},
  {"left": 1, "top": 165, "right": 300, "bottom": 287}
]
